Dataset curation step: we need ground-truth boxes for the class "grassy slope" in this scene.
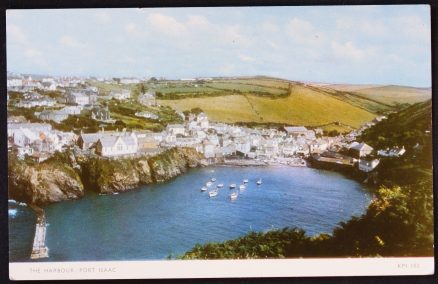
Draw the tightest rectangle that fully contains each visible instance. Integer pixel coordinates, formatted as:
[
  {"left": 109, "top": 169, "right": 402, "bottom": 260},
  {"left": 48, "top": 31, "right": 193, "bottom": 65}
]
[
  {"left": 327, "top": 84, "right": 431, "bottom": 105},
  {"left": 159, "top": 95, "right": 260, "bottom": 123},
  {"left": 159, "top": 84, "right": 376, "bottom": 130}
]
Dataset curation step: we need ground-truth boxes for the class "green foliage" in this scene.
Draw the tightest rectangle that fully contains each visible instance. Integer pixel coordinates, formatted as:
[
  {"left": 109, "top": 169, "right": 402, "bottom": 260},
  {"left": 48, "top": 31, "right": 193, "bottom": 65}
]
[
  {"left": 361, "top": 100, "right": 432, "bottom": 150},
  {"left": 51, "top": 112, "right": 100, "bottom": 133},
  {"left": 7, "top": 107, "right": 43, "bottom": 122},
  {"left": 360, "top": 100, "right": 432, "bottom": 171},
  {"left": 8, "top": 91, "right": 23, "bottom": 101},
  {"left": 326, "top": 129, "right": 340, "bottom": 137}
]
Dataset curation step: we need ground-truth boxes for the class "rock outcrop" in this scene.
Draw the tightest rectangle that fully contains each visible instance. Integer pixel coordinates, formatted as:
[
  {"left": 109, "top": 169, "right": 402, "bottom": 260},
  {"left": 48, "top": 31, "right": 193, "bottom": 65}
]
[
  {"left": 148, "top": 147, "right": 204, "bottom": 182},
  {"left": 8, "top": 157, "right": 84, "bottom": 206},
  {"left": 8, "top": 147, "right": 205, "bottom": 204},
  {"left": 79, "top": 155, "right": 154, "bottom": 194}
]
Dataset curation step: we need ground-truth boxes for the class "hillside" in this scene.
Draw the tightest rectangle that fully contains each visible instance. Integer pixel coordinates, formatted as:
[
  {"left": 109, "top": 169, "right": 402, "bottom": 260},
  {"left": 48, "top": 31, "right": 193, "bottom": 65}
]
[
  {"left": 86, "top": 76, "right": 429, "bottom": 134},
  {"left": 360, "top": 99, "right": 432, "bottom": 172},
  {"left": 326, "top": 84, "right": 431, "bottom": 106},
  {"left": 157, "top": 77, "right": 388, "bottom": 133}
]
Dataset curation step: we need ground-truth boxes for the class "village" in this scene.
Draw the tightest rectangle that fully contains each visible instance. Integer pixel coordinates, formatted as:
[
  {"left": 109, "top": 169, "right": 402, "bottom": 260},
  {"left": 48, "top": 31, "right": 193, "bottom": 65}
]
[{"left": 7, "top": 73, "right": 405, "bottom": 174}]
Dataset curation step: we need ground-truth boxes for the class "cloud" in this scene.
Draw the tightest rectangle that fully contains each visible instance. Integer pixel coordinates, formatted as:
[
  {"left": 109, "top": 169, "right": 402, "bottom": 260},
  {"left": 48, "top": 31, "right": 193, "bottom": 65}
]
[
  {"left": 24, "top": 48, "right": 41, "bottom": 58},
  {"left": 219, "top": 63, "right": 236, "bottom": 75},
  {"left": 331, "top": 41, "right": 366, "bottom": 61},
  {"left": 125, "top": 23, "right": 138, "bottom": 34},
  {"left": 261, "top": 21, "right": 279, "bottom": 33},
  {"left": 335, "top": 17, "right": 388, "bottom": 39},
  {"left": 239, "top": 54, "right": 256, "bottom": 62},
  {"left": 7, "top": 24, "right": 27, "bottom": 43},
  {"left": 285, "top": 18, "right": 323, "bottom": 45},
  {"left": 221, "top": 25, "right": 251, "bottom": 46},
  {"left": 187, "top": 15, "right": 210, "bottom": 27},
  {"left": 95, "top": 11, "right": 111, "bottom": 24},
  {"left": 396, "top": 15, "right": 430, "bottom": 41},
  {"left": 147, "top": 13, "right": 187, "bottom": 36},
  {"left": 59, "top": 35, "right": 86, "bottom": 48}
]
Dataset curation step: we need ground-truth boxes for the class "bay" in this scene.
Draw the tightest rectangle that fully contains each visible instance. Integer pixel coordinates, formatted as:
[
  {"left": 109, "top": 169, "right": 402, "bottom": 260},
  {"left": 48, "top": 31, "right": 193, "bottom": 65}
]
[{"left": 9, "top": 166, "right": 373, "bottom": 261}]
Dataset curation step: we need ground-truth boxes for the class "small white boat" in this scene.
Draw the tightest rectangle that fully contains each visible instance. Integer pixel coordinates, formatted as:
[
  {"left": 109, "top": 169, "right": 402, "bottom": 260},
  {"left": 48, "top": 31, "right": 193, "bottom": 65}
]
[
  {"left": 209, "top": 190, "right": 218, "bottom": 198},
  {"left": 217, "top": 183, "right": 224, "bottom": 188},
  {"left": 256, "top": 178, "right": 262, "bottom": 185},
  {"left": 243, "top": 179, "right": 249, "bottom": 183},
  {"left": 229, "top": 184, "right": 236, "bottom": 189},
  {"left": 239, "top": 184, "right": 246, "bottom": 190},
  {"left": 211, "top": 178, "right": 217, "bottom": 182},
  {"left": 230, "top": 192, "right": 238, "bottom": 200},
  {"left": 206, "top": 181, "right": 213, "bottom": 187},
  {"left": 201, "top": 186, "right": 208, "bottom": 192}
]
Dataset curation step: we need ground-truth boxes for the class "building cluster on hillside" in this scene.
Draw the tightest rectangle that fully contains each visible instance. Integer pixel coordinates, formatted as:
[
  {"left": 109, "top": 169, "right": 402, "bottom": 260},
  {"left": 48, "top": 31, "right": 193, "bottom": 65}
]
[
  {"left": 7, "top": 73, "right": 154, "bottom": 126},
  {"left": 7, "top": 73, "right": 404, "bottom": 173},
  {"left": 7, "top": 122, "right": 77, "bottom": 162},
  {"left": 7, "top": 107, "right": 400, "bottom": 175}
]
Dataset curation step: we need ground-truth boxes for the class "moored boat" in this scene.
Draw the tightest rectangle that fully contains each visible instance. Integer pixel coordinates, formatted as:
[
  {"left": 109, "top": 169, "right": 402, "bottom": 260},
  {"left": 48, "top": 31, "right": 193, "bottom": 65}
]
[
  {"left": 209, "top": 190, "right": 218, "bottom": 198},
  {"left": 239, "top": 184, "right": 246, "bottom": 190},
  {"left": 256, "top": 178, "right": 262, "bottom": 185},
  {"left": 229, "top": 184, "right": 236, "bottom": 189},
  {"left": 206, "top": 181, "right": 213, "bottom": 187},
  {"left": 211, "top": 178, "right": 217, "bottom": 182},
  {"left": 230, "top": 192, "right": 238, "bottom": 200},
  {"left": 201, "top": 186, "right": 208, "bottom": 192},
  {"left": 217, "top": 183, "right": 224, "bottom": 188},
  {"left": 243, "top": 179, "right": 249, "bottom": 183}
]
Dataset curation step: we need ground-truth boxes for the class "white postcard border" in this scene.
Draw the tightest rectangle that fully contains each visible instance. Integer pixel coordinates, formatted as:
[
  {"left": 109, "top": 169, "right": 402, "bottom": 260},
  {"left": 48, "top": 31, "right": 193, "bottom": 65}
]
[{"left": 9, "top": 257, "right": 434, "bottom": 280}]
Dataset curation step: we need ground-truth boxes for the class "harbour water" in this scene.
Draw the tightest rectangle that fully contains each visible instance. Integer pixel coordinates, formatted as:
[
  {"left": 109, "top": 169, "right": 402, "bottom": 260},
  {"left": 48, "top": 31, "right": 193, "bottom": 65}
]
[{"left": 9, "top": 166, "right": 373, "bottom": 262}]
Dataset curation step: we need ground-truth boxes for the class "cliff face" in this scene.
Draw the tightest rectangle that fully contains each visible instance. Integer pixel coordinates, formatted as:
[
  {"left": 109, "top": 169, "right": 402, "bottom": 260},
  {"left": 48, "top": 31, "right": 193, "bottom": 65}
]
[
  {"left": 80, "top": 148, "right": 203, "bottom": 193},
  {"left": 80, "top": 147, "right": 204, "bottom": 193},
  {"left": 148, "top": 147, "right": 204, "bottom": 182},
  {"left": 8, "top": 147, "right": 204, "bottom": 204},
  {"left": 8, "top": 157, "right": 84, "bottom": 206},
  {"left": 79, "top": 156, "right": 153, "bottom": 194}
]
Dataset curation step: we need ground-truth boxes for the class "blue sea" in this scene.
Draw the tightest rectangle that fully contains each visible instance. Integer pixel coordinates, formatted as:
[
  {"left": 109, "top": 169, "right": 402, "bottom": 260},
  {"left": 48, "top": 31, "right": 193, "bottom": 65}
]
[{"left": 9, "top": 166, "right": 372, "bottom": 261}]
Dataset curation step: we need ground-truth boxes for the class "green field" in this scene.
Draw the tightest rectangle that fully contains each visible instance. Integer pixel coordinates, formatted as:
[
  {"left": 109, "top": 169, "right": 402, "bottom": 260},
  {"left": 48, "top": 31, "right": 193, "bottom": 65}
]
[
  {"left": 151, "top": 77, "right": 290, "bottom": 99},
  {"left": 214, "top": 77, "right": 290, "bottom": 89},
  {"left": 159, "top": 84, "right": 376, "bottom": 132},
  {"left": 326, "top": 84, "right": 431, "bottom": 105},
  {"left": 204, "top": 82, "right": 288, "bottom": 96},
  {"left": 83, "top": 76, "right": 430, "bottom": 133}
]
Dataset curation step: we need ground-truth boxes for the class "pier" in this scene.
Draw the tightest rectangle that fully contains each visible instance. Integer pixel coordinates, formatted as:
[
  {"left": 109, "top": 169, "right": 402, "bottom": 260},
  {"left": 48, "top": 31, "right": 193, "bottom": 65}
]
[{"left": 30, "top": 209, "right": 49, "bottom": 259}]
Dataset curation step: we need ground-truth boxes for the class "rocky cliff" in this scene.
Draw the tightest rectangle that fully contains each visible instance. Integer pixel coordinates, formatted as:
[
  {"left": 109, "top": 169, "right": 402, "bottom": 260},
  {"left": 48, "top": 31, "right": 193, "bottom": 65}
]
[
  {"left": 8, "top": 147, "right": 205, "bottom": 204},
  {"left": 8, "top": 154, "right": 84, "bottom": 206},
  {"left": 80, "top": 147, "right": 204, "bottom": 193},
  {"left": 148, "top": 147, "right": 204, "bottom": 182}
]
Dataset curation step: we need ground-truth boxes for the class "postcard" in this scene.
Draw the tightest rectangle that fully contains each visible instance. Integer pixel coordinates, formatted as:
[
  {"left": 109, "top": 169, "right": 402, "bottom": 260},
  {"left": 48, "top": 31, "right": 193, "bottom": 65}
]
[{"left": 6, "top": 5, "right": 433, "bottom": 280}]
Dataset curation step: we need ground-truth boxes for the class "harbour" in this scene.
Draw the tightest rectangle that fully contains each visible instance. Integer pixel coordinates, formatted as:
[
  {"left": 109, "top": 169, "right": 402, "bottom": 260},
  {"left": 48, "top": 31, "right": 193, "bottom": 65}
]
[{"left": 9, "top": 166, "right": 373, "bottom": 262}]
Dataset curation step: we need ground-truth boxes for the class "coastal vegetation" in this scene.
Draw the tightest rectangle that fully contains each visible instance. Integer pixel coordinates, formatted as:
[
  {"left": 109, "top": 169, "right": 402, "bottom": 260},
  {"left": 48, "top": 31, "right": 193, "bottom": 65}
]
[{"left": 181, "top": 100, "right": 433, "bottom": 258}]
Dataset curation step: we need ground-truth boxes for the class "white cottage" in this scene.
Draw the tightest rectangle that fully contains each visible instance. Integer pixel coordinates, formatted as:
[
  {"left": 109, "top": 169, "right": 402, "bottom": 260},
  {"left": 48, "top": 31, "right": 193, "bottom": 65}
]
[{"left": 96, "top": 135, "right": 138, "bottom": 156}]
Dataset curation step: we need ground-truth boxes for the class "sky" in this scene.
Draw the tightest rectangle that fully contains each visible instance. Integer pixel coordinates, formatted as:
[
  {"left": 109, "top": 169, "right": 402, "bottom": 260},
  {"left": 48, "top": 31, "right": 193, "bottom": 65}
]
[{"left": 6, "top": 6, "right": 431, "bottom": 87}]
